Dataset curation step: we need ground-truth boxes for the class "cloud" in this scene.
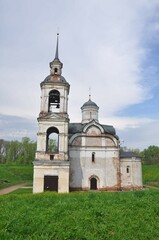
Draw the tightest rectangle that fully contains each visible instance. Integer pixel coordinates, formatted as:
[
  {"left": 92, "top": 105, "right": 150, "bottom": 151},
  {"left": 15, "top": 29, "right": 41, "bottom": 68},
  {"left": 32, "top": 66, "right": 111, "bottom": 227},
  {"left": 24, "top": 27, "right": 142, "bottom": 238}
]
[
  {"left": 0, "top": 114, "right": 37, "bottom": 141},
  {"left": 0, "top": 0, "right": 159, "bottom": 150},
  {"left": 117, "top": 120, "right": 159, "bottom": 150}
]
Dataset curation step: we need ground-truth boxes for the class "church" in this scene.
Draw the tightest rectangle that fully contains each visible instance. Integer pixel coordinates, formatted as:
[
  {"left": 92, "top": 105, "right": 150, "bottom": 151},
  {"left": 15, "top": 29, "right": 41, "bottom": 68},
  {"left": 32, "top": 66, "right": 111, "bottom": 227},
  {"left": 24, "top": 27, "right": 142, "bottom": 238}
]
[{"left": 33, "top": 35, "right": 143, "bottom": 193}]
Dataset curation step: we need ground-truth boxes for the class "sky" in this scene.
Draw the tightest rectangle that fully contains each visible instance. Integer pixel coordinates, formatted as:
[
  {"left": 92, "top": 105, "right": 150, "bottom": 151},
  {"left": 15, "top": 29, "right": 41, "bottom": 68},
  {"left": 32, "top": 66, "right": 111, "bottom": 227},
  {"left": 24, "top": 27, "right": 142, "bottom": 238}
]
[{"left": 0, "top": 0, "right": 159, "bottom": 150}]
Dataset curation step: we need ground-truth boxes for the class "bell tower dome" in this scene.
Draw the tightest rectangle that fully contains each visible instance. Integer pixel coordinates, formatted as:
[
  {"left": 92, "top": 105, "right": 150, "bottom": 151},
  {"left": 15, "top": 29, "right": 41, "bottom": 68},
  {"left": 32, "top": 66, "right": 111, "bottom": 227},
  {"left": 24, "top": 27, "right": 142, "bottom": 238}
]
[
  {"left": 81, "top": 95, "right": 99, "bottom": 123},
  {"left": 33, "top": 34, "right": 70, "bottom": 193}
]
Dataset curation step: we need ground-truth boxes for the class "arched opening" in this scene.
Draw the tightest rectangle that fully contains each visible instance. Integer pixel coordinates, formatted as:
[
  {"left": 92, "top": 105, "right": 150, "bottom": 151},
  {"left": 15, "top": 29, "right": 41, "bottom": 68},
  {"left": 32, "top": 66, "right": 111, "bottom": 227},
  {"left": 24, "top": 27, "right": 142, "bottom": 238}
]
[
  {"left": 49, "top": 90, "right": 60, "bottom": 112},
  {"left": 90, "top": 177, "right": 97, "bottom": 190},
  {"left": 46, "top": 127, "right": 59, "bottom": 153}
]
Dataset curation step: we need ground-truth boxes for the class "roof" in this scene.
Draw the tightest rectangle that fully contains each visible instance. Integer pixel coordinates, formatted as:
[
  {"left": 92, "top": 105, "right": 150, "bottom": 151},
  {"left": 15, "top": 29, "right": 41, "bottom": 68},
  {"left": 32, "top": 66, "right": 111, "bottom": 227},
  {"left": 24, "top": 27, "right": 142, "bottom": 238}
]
[
  {"left": 120, "top": 150, "right": 141, "bottom": 158},
  {"left": 42, "top": 75, "right": 68, "bottom": 84},
  {"left": 68, "top": 122, "right": 119, "bottom": 139},
  {"left": 81, "top": 99, "right": 99, "bottom": 109}
]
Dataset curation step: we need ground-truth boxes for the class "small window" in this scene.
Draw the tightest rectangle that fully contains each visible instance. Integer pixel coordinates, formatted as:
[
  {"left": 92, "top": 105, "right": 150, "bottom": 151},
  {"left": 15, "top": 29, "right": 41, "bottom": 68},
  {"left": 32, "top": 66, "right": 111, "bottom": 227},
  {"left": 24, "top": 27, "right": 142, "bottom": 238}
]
[
  {"left": 92, "top": 152, "right": 95, "bottom": 163},
  {"left": 126, "top": 166, "right": 130, "bottom": 173},
  {"left": 50, "top": 155, "right": 54, "bottom": 160}
]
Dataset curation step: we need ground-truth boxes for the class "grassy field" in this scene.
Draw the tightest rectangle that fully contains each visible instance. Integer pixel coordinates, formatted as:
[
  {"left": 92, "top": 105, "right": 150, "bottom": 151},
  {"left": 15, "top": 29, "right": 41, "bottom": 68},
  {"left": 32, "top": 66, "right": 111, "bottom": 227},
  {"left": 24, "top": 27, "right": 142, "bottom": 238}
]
[
  {"left": 142, "top": 164, "right": 159, "bottom": 187},
  {"left": 0, "top": 164, "right": 159, "bottom": 239},
  {"left": 0, "top": 190, "right": 159, "bottom": 239},
  {"left": 0, "top": 165, "right": 33, "bottom": 189}
]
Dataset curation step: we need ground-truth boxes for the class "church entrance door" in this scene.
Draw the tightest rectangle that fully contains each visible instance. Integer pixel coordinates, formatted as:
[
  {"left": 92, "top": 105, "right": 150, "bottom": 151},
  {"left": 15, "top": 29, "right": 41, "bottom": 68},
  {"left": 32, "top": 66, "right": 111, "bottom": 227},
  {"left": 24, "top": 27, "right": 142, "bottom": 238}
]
[
  {"left": 44, "top": 176, "right": 58, "bottom": 192},
  {"left": 90, "top": 177, "right": 97, "bottom": 190}
]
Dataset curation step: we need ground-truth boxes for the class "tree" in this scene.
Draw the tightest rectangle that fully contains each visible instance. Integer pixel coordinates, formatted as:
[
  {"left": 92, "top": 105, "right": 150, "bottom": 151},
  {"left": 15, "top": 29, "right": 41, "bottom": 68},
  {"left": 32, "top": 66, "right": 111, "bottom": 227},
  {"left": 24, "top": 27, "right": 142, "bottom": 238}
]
[
  {"left": 0, "top": 139, "right": 9, "bottom": 163},
  {"left": 48, "top": 138, "right": 58, "bottom": 153},
  {"left": 6, "top": 140, "right": 21, "bottom": 163},
  {"left": 0, "top": 138, "right": 36, "bottom": 165},
  {"left": 141, "top": 145, "right": 159, "bottom": 165}
]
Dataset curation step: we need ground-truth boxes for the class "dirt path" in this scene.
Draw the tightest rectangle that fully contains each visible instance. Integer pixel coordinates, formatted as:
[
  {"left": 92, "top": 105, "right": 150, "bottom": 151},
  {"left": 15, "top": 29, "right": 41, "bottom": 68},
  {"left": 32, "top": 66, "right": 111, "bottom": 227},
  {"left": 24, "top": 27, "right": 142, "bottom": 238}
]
[
  {"left": 0, "top": 182, "right": 29, "bottom": 195},
  {"left": 144, "top": 185, "right": 159, "bottom": 190}
]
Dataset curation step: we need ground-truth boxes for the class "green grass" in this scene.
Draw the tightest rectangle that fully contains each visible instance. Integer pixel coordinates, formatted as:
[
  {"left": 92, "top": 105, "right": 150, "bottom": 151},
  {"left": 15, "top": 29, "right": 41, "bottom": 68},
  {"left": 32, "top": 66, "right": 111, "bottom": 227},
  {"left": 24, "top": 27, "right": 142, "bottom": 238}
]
[
  {"left": 9, "top": 187, "right": 32, "bottom": 194},
  {"left": 0, "top": 165, "right": 33, "bottom": 189},
  {"left": 0, "top": 191, "right": 159, "bottom": 240},
  {"left": 142, "top": 164, "right": 159, "bottom": 186},
  {"left": 0, "top": 164, "right": 159, "bottom": 239}
]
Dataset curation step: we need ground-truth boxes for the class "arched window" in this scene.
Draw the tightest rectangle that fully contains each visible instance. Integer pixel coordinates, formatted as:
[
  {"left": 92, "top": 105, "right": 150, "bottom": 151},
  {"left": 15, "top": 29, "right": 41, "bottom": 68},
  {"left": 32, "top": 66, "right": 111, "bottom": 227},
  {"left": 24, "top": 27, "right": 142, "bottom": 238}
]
[
  {"left": 49, "top": 90, "right": 60, "bottom": 112},
  {"left": 46, "top": 127, "right": 59, "bottom": 153}
]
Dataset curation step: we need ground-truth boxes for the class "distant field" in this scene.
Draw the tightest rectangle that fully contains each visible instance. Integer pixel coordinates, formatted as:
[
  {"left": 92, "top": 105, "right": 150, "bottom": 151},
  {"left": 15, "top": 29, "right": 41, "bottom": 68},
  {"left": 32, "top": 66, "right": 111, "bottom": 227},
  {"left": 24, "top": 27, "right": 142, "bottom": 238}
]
[
  {"left": 0, "top": 190, "right": 159, "bottom": 239},
  {"left": 0, "top": 165, "right": 33, "bottom": 189}
]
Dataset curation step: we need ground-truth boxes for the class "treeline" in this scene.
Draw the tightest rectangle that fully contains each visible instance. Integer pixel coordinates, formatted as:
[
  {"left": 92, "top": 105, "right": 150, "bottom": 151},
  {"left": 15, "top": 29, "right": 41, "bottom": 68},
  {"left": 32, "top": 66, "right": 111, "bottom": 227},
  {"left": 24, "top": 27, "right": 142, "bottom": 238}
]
[
  {"left": 0, "top": 137, "right": 36, "bottom": 164},
  {"left": 140, "top": 145, "right": 159, "bottom": 165},
  {"left": 121, "top": 145, "right": 159, "bottom": 165},
  {"left": 0, "top": 138, "right": 159, "bottom": 165}
]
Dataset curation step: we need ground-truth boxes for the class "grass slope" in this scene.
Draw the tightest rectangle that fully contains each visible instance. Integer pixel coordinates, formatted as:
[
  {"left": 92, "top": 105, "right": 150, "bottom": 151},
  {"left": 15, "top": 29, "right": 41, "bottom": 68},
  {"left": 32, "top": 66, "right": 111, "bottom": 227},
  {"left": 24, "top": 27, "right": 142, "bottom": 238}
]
[
  {"left": 0, "top": 165, "right": 33, "bottom": 189},
  {"left": 142, "top": 164, "right": 159, "bottom": 187},
  {"left": 0, "top": 191, "right": 159, "bottom": 240}
]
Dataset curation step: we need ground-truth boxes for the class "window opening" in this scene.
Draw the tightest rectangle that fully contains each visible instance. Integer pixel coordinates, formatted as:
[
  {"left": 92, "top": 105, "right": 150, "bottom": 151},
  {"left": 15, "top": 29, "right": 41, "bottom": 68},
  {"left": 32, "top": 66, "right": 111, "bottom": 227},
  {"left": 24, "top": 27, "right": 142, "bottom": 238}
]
[
  {"left": 50, "top": 155, "right": 54, "bottom": 160},
  {"left": 54, "top": 68, "right": 58, "bottom": 74},
  {"left": 49, "top": 90, "right": 60, "bottom": 112},
  {"left": 46, "top": 127, "right": 59, "bottom": 153},
  {"left": 126, "top": 166, "right": 130, "bottom": 173},
  {"left": 92, "top": 152, "right": 95, "bottom": 163}
]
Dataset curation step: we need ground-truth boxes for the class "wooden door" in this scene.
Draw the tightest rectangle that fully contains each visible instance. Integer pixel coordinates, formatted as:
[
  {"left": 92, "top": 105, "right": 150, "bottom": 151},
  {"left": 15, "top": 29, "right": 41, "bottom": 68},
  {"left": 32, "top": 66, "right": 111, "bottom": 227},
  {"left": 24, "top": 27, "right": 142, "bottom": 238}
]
[
  {"left": 44, "top": 176, "right": 58, "bottom": 192},
  {"left": 90, "top": 177, "right": 97, "bottom": 190}
]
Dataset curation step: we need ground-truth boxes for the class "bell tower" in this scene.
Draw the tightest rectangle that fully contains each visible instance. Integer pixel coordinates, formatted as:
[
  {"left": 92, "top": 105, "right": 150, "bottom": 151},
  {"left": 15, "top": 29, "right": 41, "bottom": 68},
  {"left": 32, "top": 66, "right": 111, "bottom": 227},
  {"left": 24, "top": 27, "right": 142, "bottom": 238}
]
[{"left": 33, "top": 34, "right": 70, "bottom": 193}]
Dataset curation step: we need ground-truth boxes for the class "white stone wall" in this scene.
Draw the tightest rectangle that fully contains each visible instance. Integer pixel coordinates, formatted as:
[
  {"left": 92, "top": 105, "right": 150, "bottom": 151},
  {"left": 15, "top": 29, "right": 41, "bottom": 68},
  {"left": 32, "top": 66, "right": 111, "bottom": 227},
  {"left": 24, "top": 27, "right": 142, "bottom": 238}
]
[
  {"left": 69, "top": 124, "right": 120, "bottom": 191},
  {"left": 36, "top": 119, "right": 69, "bottom": 161},
  {"left": 40, "top": 82, "right": 69, "bottom": 114},
  {"left": 120, "top": 157, "right": 143, "bottom": 189},
  {"left": 81, "top": 106, "right": 99, "bottom": 123},
  {"left": 33, "top": 163, "right": 69, "bottom": 193}
]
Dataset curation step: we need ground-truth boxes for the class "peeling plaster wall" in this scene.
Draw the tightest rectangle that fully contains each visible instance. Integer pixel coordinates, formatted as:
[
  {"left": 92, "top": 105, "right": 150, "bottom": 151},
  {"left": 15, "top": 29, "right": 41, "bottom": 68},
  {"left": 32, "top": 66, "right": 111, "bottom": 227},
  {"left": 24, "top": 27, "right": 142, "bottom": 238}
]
[
  {"left": 120, "top": 157, "right": 143, "bottom": 189},
  {"left": 69, "top": 128, "right": 120, "bottom": 190}
]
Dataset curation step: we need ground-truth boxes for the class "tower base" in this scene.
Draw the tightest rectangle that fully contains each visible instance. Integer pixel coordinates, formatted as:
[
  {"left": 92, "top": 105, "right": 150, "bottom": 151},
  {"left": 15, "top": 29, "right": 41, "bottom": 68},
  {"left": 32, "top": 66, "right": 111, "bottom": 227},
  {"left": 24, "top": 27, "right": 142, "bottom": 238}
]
[{"left": 33, "top": 160, "right": 69, "bottom": 193}]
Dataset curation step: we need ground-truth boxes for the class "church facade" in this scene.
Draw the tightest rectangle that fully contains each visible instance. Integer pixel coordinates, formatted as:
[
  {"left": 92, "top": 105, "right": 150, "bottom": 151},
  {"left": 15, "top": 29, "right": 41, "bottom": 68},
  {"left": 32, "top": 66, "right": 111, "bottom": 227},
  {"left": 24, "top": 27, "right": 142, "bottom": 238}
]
[{"left": 33, "top": 36, "right": 143, "bottom": 193}]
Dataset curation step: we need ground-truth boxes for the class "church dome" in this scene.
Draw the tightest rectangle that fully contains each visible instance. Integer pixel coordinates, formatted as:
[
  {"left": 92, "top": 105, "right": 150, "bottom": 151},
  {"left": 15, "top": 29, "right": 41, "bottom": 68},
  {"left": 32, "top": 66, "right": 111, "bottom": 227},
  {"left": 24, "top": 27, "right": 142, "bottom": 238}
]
[
  {"left": 81, "top": 97, "right": 99, "bottom": 123},
  {"left": 81, "top": 99, "right": 98, "bottom": 109},
  {"left": 43, "top": 75, "right": 67, "bottom": 83}
]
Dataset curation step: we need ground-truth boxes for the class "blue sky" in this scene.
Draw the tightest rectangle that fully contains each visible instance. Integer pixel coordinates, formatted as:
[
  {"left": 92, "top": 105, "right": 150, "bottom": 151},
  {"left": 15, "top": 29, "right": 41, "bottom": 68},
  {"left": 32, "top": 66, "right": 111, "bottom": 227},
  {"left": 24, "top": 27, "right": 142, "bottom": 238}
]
[{"left": 0, "top": 0, "right": 159, "bottom": 150}]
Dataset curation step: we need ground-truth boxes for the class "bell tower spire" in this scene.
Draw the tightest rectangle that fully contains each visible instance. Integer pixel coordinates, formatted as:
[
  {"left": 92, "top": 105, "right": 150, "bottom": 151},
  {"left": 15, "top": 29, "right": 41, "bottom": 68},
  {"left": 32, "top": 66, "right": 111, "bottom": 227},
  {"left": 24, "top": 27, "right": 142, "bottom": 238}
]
[
  {"left": 55, "top": 33, "right": 59, "bottom": 60},
  {"left": 50, "top": 33, "right": 63, "bottom": 76}
]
